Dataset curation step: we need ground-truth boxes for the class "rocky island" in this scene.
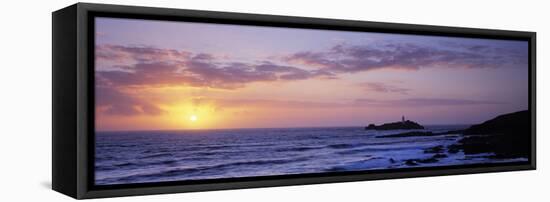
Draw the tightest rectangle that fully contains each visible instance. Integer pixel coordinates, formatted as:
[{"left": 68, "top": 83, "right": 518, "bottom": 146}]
[{"left": 365, "top": 116, "right": 424, "bottom": 130}]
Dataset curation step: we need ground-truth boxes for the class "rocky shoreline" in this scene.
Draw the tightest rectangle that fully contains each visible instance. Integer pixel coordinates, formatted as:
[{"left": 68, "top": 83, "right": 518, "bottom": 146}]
[
  {"left": 450, "top": 110, "right": 530, "bottom": 159},
  {"left": 376, "top": 130, "right": 463, "bottom": 138},
  {"left": 378, "top": 110, "right": 530, "bottom": 166}
]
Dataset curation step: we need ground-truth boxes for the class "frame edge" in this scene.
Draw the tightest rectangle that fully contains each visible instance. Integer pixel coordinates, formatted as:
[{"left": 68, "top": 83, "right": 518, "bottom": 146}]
[
  {"left": 52, "top": 3, "right": 79, "bottom": 199},
  {"left": 69, "top": 2, "right": 537, "bottom": 199}
]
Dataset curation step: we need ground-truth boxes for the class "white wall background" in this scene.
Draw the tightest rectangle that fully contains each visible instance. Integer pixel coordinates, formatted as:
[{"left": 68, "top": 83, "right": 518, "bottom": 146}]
[{"left": 0, "top": 0, "right": 547, "bottom": 201}]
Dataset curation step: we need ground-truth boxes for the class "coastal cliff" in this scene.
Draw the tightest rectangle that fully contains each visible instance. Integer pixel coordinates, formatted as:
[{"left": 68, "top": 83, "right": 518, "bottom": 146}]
[
  {"left": 374, "top": 110, "right": 530, "bottom": 165},
  {"left": 450, "top": 110, "right": 531, "bottom": 158}
]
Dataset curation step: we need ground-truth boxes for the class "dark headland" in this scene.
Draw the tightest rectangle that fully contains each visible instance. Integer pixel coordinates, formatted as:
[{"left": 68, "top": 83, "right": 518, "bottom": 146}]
[
  {"left": 449, "top": 110, "right": 531, "bottom": 158},
  {"left": 376, "top": 110, "right": 530, "bottom": 163},
  {"left": 365, "top": 116, "right": 424, "bottom": 130}
]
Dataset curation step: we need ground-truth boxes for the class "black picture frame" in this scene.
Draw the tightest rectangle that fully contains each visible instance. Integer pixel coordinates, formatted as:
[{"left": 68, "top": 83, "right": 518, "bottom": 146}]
[{"left": 52, "top": 3, "right": 536, "bottom": 199}]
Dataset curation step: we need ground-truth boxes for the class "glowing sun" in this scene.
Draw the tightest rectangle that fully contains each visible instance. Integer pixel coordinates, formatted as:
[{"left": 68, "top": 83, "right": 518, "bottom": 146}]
[{"left": 189, "top": 115, "right": 198, "bottom": 122}]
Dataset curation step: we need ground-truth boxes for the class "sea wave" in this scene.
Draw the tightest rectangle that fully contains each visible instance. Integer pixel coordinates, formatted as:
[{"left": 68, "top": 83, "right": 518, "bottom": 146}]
[
  {"left": 95, "top": 126, "right": 521, "bottom": 185},
  {"left": 101, "top": 156, "right": 312, "bottom": 183}
]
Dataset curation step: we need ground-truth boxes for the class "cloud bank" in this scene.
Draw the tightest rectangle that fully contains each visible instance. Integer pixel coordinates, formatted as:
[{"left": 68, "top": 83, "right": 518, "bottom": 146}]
[
  {"left": 285, "top": 42, "right": 527, "bottom": 73},
  {"left": 95, "top": 41, "right": 521, "bottom": 115}
]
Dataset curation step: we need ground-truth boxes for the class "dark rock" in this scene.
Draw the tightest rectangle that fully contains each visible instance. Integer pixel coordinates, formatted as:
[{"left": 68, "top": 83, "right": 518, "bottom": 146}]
[
  {"left": 404, "top": 156, "right": 440, "bottom": 165},
  {"left": 417, "top": 157, "right": 439, "bottom": 164},
  {"left": 447, "top": 144, "right": 461, "bottom": 154},
  {"left": 432, "top": 153, "right": 448, "bottom": 159},
  {"left": 377, "top": 129, "right": 467, "bottom": 138},
  {"left": 404, "top": 159, "right": 418, "bottom": 166},
  {"left": 424, "top": 145, "right": 445, "bottom": 154},
  {"left": 440, "top": 130, "right": 465, "bottom": 135},
  {"left": 366, "top": 120, "right": 424, "bottom": 130},
  {"left": 463, "top": 110, "right": 530, "bottom": 136},
  {"left": 377, "top": 131, "right": 433, "bottom": 138},
  {"left": 376, "top": 130, "right": 464, "bottom": 138},
  {"left": 450, "top": 110, "right": 530, "bottom": 159}
]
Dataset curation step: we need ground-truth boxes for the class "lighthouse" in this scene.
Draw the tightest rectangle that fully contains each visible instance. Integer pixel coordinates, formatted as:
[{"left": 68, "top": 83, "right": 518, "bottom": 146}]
[{"left": 402, "top": 116, "right": 405, "bottom": 123}]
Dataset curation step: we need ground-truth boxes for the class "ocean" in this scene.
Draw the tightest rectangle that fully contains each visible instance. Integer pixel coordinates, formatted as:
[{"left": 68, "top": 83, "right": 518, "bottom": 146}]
[{"left": 95, "top": 125, "right": 526, "bottom": 185}]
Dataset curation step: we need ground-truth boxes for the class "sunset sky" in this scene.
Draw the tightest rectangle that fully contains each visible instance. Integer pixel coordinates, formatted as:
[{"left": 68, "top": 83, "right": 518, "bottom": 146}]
[{"left": 95, "top": 17, "right": 529, "bottom": 131}]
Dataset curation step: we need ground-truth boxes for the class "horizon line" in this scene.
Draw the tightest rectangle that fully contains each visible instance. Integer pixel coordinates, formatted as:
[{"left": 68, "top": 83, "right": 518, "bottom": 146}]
[{"left": 96, "top": 123, "right": 474, "bottom": 133}]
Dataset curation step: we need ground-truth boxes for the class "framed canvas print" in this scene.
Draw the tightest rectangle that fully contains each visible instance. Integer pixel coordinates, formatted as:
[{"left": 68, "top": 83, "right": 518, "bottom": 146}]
[{"left": 52, "top": 3, "right": 536, "bottom": 199}]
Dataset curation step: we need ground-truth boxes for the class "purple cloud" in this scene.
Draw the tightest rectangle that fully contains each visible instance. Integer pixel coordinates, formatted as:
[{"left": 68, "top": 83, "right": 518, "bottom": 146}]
[
  {"left": 358, "top": 82, "right": 411, "bottom": 94},
  {"left": 95, "top": 45, "right": 343, "bottom": 116},
  {"left": 186, "top": 97, "right": 503, "bottom": 110},
  {"left": 96, "top": 44, "right": 191, "bottom": 64},
  {"left": 94, "top": 42, "right": 518, "bottom": 116},
  {"left": 96, "top": 45, "right": 336, "bottom": 90},
  {"left": 96, "top": 85, "right": 164, "bottom": 116},
  {"left": 285, "top": 42, "right": 527, "bottom": 73},
  {"left": 354, "top": 98, "right": 504, "bottom": 107}
]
